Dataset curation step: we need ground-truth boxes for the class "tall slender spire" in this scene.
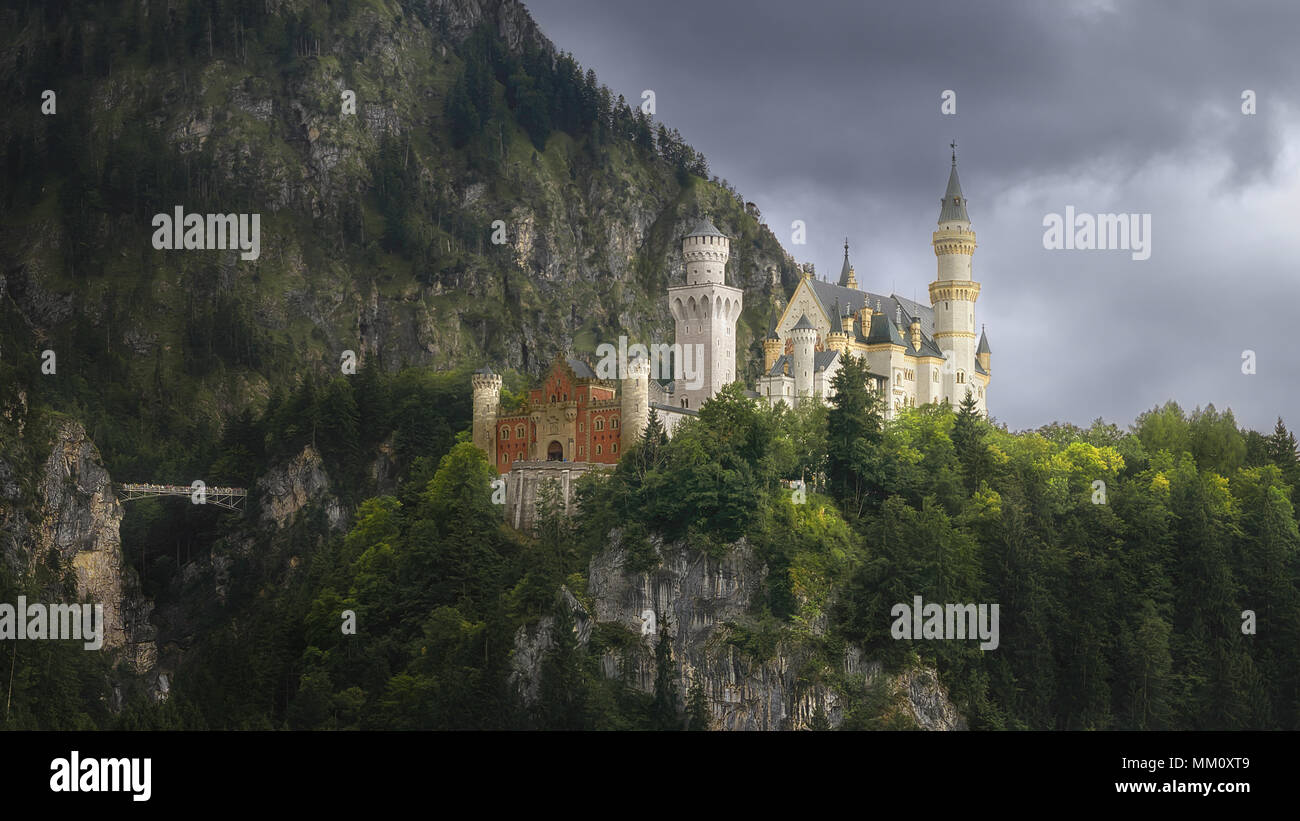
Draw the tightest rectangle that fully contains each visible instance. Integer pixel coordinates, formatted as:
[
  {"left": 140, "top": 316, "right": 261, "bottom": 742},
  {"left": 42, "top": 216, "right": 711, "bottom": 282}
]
[
  {"left": 838, "top": 238, "right": 854, "bottom": 287},
  {"left": 939, "top": 146, "right": 969, "bottom": 223}
]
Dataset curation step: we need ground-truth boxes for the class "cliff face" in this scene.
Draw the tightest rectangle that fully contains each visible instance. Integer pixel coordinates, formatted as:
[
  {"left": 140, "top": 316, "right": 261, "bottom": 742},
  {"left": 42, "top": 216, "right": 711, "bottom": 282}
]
[
  {"left": 256, "top": 445, "right": 344, "bottom": 532},
  {"left": 512, "top": 532, "right": 966, "bottom": 731},
  {"left": 0, "top": 418, "right": 161, "bottom": 692}
]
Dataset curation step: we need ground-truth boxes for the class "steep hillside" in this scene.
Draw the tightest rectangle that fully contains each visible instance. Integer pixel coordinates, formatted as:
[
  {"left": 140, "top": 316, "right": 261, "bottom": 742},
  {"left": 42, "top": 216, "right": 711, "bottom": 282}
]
[{"left": 0, "top": 0, "right": 801, "bottom": 482}]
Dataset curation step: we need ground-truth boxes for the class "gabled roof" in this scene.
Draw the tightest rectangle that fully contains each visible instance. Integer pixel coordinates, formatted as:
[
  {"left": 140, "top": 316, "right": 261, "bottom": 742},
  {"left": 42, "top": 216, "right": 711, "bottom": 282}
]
[{"left": 566, "top": 357, "right": 595, "bottom": 379}]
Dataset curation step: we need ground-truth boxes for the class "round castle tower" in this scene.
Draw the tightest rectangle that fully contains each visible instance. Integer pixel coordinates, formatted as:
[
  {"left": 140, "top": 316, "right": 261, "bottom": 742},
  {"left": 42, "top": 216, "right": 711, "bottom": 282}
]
[
  {"left": 790, "top": 314, "right": 817, "bottom": 401},
  {"left": 471, "top": 367, "right": 502, "bottom": 466},
  {"left": 620, "top": 353, "right": 650, "bottom": 444},
  {"left": 682, "top": 220, "right": 729, "bottom": 285},
  {"left": 929, "top": 149, "right": 981, "bottom": 405},
  {"left": 668, "top": 218, "right": 744, "bottom": 410}
]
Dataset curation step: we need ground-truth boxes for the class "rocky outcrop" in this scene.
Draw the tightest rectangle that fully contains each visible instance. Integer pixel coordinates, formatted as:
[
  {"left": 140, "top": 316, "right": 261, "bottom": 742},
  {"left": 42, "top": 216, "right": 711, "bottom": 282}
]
[
  {"left": 512, "top": 530, "right": 966, "bottom": 730},
  {"left": 34, "top": 420, "right": 158, "bottom": 678},
  {"left": 256, "top": 445, "right": 343, "bottom": 531}
]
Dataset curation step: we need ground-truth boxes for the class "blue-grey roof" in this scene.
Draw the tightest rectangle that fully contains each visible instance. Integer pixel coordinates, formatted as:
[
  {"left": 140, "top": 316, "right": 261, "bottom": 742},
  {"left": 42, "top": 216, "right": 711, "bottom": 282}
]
[
  {"left": 804, "top": 279, "right": 950, "bottom": 357},
  {"left": 766, "top": 307, "right": 781, "bottom": 340},
  {"left": 977, "top": 329, "right": 991, "bottom": 354},
  {"left": 974, "top": 359, "right": 988, "bottom": 376},
  {"left": 566, "top": 357, "right": 595, "bottom": 379},
  {"left": 864, "top": 313, "right": 906, "bottom": 346},
  {"left": 939, "top": 162, "right": 969, "bottom": 223},
  {"left": 685, "top": 218, "right": 726, "bottom": 239},
  {"left": 838, "top": 243, "right": 853, "bottom": 287},
  {"left": 791, "top": 313, "right": 815, "bottom": 331},
  {"left": 807, "top": 280, "right": 936, "bottom": 340},
  {"left": 474, "top": 366, "right": 495, "bottom": 375},
  {"left": 829, "top": 299, "right": 843, "bottom": 334},
  {"left": 766, "top": 350, "right": 840, "bottom": 377}
]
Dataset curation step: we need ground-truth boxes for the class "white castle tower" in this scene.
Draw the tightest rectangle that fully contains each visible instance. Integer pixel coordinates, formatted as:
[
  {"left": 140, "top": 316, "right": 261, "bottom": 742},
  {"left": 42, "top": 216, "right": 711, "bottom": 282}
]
[
  {"left": 790, "top": 314, "right": 817, "bottom": 401},
  {"left": 667, "top": 218, "right": 744, "bottom": 410},
  {"left": 929, "top": 147, "right": 982, "bottom": 408},
  {"left": 471, "top": 366, "right": 503, "bottom": 465},
  {"left": 621, "top": 352, "right": 650, "bottom": 442}
]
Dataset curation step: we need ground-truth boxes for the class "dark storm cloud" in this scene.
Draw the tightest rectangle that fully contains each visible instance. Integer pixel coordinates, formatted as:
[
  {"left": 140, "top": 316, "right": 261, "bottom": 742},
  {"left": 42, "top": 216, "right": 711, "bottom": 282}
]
[{"left": 527, "top": 0, "right": 1300, "bottom": 430}]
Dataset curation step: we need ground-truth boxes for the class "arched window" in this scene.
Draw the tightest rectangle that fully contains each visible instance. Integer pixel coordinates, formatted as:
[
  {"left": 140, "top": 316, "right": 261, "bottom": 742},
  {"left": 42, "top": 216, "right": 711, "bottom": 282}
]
[
  {"left": 517, "top": 425, "right": 524, "bottom": 438},
  {"left": 595, "top": 444, "right": 602, "bottom": 455},
  {"left": 611, "top": 418, "right": 619, "bottom": 429},
  {"left": 612, "top": 443, "right": 618, "bottom": 454},
  {"left": 550, "top": 394, "right": 557, "bottom": 403},
  {"left": 957, "top": 371, "right": 966, "bottom": 384},
  {"left": 579, "top": 422, "right": 585, "bottom": 432},
  {"left": 595, "top": 418, "right": 604, "bottom": 431},
  {"left": 562, "top": 393, "right": 567, "bottom": 401},
  {"left": 682, "top": 398, "right": 689, "bottom": 408},
  {"left": 501, "top": 428, "right": 509, "bottom": 440}
]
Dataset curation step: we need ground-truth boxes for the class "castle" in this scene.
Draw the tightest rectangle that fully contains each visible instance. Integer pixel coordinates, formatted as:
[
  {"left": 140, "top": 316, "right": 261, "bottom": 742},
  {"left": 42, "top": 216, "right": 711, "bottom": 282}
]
[
  {"left": 472, "top": 154, "right": 990, "bottom": 524},
  {"left": 758, "top": 154, "right": 990, "bottom": 416}
]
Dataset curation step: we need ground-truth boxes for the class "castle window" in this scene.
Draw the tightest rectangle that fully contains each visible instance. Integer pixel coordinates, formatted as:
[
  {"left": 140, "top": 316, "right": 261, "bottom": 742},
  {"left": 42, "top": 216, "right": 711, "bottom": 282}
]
[
  {"left": 682, "top": 398, "right": 689, "bottom": 408},
  {"left": 933, "top": 371, "right": 939, "bottom": 382},
  {"left": 957, "top": 371, "right": 966, "bottom": 384},
  {"left": 612, "top": 443, "right": 618, "bottom": 454},
  {"left": 595, "top": 418, "right": 604, "bottom": 431},
  {"left": 562, "top": 393, "right": 567, "bottom": 401},
  {"left": 579, "top": 422, "right": 585, "bottom": 432},
  {"left": 611, "top": 418, "right": 619, "bottom": 429},
  {"left": 579, "top": 446, "right": 585, "bottom": 456},
  {"left": 596, "top": 444, "right": 602, "bottom": 455},
  {"left": 517, "top": 425, "right": 525, "bottom": 438},
  {"left": 501, "top": 428, "right": 509, "bottom": 440},
  {"left": 550, "top": 394, "right": 556, "bottom": 403}
]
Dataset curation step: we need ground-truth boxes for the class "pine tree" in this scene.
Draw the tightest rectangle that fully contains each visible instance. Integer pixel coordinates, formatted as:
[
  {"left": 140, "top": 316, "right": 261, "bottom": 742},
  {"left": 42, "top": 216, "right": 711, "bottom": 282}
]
[
  {"left": 651, "top": 625, "right": 680, "bottom": 730},
  {"left": 951, "top": 389, "right": 991, "bottom": 492},
  {"left": 686, "top": 679, "right": 711, "bottom": 731},
  {"left": 826, "top": 354, "right": 884, "bottom": 518}
]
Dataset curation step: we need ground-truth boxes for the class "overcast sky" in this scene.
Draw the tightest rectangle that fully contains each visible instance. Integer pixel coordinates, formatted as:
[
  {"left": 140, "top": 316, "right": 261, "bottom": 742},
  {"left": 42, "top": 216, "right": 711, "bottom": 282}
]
[{"left": 526, "top": 0, "right": 1300, "bottom": 432}]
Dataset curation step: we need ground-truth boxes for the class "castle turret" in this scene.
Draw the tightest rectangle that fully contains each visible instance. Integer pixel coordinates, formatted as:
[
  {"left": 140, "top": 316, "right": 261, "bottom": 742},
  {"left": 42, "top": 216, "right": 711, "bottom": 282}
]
[
  {"left": 827, "top": 299, "right": 851, "bottom": 355},
  {"left": 471, "top": 367, "right": 502, "bottom": 466},
  {"left": 682, "top": 218, "right": 729, "bottom": 285},
  {"left": 929, "top": 147, "right": 981, "bottom": 405},
  {"left": 668, "top": 218, "right": 744, "bottom": 410},
  {"left": 763, "top": 307, "right": 783, "bottom": 372},
  {"left": 977, "top": 326, "right": 991, "bottom": 376},
  {"left": 621, "top": 353, "right": 650, "bottom": 443},
  {"left": 838, "top": 239, "right": 858, "bottom": 290},
  {"left": 790, "top": 313, "right": 817, "bottom": 401}
]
